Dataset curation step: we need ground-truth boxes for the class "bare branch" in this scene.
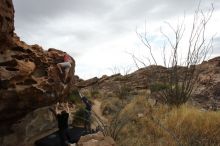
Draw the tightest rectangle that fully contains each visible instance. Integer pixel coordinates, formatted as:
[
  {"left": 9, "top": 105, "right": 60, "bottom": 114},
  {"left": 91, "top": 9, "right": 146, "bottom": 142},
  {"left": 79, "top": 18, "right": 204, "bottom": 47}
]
[{"left": 134, "top": 3, "right": 214, "bottom": 106}]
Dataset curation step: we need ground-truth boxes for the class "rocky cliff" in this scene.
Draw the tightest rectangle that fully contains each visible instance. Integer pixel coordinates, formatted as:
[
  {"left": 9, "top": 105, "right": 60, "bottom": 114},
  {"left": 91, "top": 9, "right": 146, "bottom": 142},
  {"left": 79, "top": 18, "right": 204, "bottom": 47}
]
[{"left": 0, "top": 0, "right": 76, "bottom": 137}]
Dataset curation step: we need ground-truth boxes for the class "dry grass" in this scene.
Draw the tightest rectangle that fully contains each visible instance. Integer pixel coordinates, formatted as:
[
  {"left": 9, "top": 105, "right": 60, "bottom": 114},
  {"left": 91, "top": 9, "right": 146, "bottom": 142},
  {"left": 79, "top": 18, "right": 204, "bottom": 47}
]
[
  {"left": 165, "top": 105, "right": 220, "bottom": 146},
  {"left": 113, "top": 96, "right": 220, "bottom": 146},
  {"left": 101, "top": 97, "right": 123, "bottom": 117}
]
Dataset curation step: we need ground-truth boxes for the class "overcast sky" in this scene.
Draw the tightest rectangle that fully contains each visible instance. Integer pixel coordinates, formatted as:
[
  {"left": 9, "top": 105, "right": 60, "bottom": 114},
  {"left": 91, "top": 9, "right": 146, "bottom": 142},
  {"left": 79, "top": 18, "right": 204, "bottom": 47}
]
[{"left": 14, "top": 0, "right": 220, "bottom": 79}]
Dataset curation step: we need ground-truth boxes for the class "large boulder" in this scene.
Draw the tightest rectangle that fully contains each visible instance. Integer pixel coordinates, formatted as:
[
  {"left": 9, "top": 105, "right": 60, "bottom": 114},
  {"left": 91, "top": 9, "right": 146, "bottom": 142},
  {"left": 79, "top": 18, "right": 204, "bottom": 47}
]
[
  {"left": 0, "top": 104, "right": 76, "bottom": 146},
  {"left": 0, "top": 0, "right": 76, "bottom": 136},
  {"left": 77, "top": 132, "right": 116, "bottom": 146}
]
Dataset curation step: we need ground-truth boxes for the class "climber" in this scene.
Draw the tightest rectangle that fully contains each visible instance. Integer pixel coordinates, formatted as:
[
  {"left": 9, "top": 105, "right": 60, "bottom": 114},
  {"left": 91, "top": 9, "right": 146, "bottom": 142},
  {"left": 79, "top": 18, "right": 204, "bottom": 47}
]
[
  {"left": 50, "top": 102, "right": 72, "bottom": 146},
  {"left": 79, "top": 92, "right": 92, "bottom": 133},
  {"left": 57, "top": 53, "right": 73, "bottom": 83}
]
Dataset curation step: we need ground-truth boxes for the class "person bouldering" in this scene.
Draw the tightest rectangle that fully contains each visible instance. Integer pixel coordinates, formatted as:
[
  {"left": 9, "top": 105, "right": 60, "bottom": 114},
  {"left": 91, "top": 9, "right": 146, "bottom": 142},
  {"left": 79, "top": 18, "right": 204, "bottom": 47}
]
[
  {"left": 50, "top": 102, "right": 72, "bottom": 146},
  {"left": 57, "top": 53, "right": 73, "bottom": 83},
  {"left": 79, "top": 92, "right": 93, "bottom": 133}
]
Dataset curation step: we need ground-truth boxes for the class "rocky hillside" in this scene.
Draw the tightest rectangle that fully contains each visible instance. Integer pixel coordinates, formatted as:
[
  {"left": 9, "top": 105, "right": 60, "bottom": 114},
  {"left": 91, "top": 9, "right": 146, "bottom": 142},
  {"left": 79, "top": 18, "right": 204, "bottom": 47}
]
[
  {"left": 0, "top": 0, "right": 76, "bottom": 137},
  {"left": 77, "top": 57, "right": 220, "bottom": 109}
]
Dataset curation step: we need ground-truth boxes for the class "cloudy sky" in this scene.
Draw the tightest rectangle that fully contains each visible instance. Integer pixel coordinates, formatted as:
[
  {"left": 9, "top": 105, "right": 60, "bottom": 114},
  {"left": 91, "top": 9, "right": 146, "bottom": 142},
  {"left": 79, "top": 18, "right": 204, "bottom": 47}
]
[{"left": 14, "top": 0, "right": 220, "bottom": 79}]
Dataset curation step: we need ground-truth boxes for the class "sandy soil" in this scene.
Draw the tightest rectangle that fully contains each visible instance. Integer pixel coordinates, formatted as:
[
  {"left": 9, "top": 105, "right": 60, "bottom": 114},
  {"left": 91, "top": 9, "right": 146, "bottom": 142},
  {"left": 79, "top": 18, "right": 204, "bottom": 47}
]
[{"left": 91, "top": 100, "right": 108, "bottom": 129}]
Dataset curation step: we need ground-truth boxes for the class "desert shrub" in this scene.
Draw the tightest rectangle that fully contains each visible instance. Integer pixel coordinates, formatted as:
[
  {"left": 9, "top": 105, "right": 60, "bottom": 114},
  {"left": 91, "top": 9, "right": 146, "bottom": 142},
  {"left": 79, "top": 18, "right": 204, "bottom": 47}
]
[
  {"left": 150, "top": 83, "right": 170, "bottom": 92},
  {"left": 72, "top": 107, "right": 85, "bottom": 126},
  {"left": 68, "top": 90, "right": 81, "bottom": 104},
  {"left": 114, "top": 83, "right": 131, "bottom": 103},
  {"left": 101, "top": 110, "right": 133, "bottom": 141},
  {"left": 133, "top": 4, "right": 214, "bottom": 107},
  {"left": 160, "top": 84, "right": 190, "bottom": 107},
  {"left": 93, "top": 98, "right": 136, "bottom": 141}
]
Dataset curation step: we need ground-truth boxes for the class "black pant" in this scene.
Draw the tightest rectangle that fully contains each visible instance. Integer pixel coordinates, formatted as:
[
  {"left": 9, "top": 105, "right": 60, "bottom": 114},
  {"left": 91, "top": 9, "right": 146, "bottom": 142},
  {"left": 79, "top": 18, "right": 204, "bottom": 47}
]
[
  {"left": 58, "top": 129, "right": 71, "bottom": 146},
  {"left": 84, "top": 111, "right": 91, "bottom": 132}
]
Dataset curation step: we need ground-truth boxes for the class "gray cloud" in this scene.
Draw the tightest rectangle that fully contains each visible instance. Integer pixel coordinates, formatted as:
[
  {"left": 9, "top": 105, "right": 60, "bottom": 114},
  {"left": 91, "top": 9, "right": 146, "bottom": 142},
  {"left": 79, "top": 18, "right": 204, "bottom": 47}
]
[
  {"left": 213, "top": 36, "right": 220, "bottom": 54},
  {"left": 14, "top": 0, "right": 112, "bottom": 22},
  {"left": 14, "top": 0, "right": 220, "bottom": 40},
  {"left": 13, "top": 0, "right": 220, "bottom": 78},
  {"left": 14, "top": 0, "right": 220, "bottom": 28},
  {"left": 104, "top": 0, "right": 219, "bottom": 23}
]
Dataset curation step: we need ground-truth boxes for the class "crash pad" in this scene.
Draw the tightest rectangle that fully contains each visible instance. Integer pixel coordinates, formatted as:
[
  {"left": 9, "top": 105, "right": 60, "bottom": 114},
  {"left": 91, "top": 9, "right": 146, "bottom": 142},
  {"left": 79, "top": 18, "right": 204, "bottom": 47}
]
[{"left": 35, "top": 127, "right": 86, "bottom": 146}]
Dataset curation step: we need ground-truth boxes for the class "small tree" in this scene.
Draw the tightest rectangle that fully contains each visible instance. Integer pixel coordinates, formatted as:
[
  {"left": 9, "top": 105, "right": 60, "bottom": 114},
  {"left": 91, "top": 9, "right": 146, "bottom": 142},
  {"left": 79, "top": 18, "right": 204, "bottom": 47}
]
[{"left": 134, "top": 4, "right": 214, "bottom": 106}]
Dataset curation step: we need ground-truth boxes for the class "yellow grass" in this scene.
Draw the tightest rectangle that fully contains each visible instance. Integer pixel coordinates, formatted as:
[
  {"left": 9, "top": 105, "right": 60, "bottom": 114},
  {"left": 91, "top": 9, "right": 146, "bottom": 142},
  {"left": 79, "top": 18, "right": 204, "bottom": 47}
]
[{"left": 116, "top": 96, "right": 220, "bottom": 146}]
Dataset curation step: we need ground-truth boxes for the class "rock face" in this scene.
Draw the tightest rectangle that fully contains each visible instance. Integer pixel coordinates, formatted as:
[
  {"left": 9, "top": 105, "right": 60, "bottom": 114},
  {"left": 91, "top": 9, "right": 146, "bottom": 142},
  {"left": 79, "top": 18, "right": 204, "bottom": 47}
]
[
  {"left": 1, "top": 104, "right": 76, "bottom": 146},
  {"left": 193, "top": 57, "right": 220, "bottom": 109},
  {"left": 0, "top": 0, "right": 14, "bottom": 37},
  {"left": 77, "top": 132, "right": 116, "bottom": 146},
  {"left": 0, "top": 0, "right": 76, "bottom": 137},
  {"left": 77, "top": 77, "right": 99, "bottom": 88},
  {"left": 1, "top": 106, "right": 57, "bottom": 146}
]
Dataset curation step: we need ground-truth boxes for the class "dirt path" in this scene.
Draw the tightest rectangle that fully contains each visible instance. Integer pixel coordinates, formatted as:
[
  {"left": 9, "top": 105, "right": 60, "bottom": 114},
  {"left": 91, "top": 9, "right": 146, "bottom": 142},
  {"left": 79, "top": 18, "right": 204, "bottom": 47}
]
[{"left": 92, "top": 100, "right": 108, "bottom": 128}]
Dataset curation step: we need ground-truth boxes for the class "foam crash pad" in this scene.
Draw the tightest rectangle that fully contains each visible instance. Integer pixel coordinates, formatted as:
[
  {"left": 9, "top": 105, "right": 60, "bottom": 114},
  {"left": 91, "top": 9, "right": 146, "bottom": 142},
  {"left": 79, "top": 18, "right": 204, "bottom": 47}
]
[{"left": 35, "top": 127, "right": 85, "bottom": 146}]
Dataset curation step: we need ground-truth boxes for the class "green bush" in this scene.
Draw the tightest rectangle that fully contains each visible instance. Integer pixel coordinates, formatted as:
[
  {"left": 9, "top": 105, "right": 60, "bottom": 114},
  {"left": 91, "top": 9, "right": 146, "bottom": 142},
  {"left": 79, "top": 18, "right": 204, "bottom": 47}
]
[
  {"left": 72, "top": 107, "right": 86, "bottom": 126},
  {"left": 68, "top": 90, "right": 81, "bottom": 104},
  {"left": 150, "top": 83, "right": 170, "bottom": 92}
]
